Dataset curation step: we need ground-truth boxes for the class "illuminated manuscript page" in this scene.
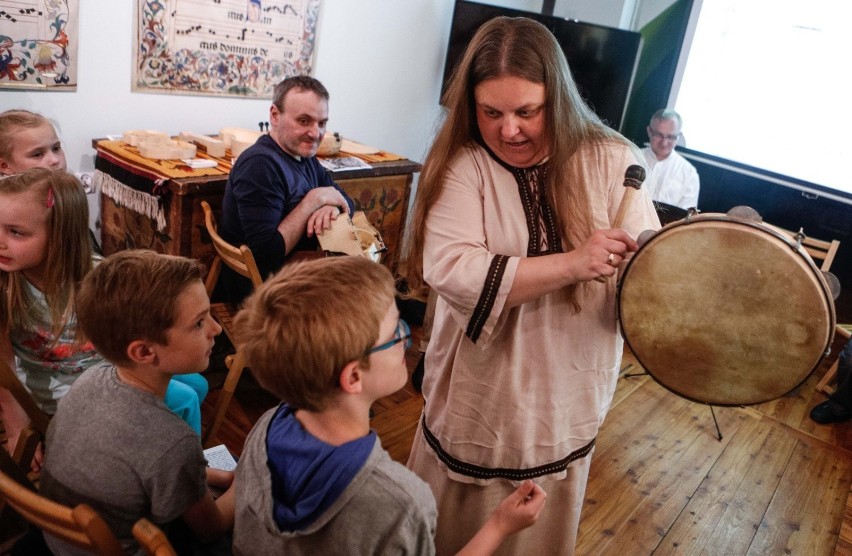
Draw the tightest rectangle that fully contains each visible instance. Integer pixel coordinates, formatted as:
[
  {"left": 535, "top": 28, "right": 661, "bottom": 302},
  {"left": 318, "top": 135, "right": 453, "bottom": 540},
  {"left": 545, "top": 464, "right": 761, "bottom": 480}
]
[
  {"left": 134, "top": 0, "right": 320, "bottom": 98},
  {"left": 0, "top": 0, "right": 79, "bottom": 90}
]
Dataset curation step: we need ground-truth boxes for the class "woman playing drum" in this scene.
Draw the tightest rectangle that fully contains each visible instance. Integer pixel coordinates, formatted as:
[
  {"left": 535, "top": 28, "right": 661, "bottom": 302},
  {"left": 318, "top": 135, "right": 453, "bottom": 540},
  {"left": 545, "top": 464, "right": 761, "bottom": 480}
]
[{"left": 402, "top": 16, "right": 659, "bottom": 555}]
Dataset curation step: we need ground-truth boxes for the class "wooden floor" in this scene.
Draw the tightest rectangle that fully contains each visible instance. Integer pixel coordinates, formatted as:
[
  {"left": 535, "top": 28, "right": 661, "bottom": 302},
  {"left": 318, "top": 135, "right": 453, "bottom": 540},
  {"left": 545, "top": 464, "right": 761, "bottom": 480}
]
[
  {"left": 3, "top": 325, "right": 852, "bottom": 554},
  {"left": 580, "top": 361, "right": 852, "bottom": 555},
  {"left": 206, "top": 326, "right": 852, "bottom": 555}
]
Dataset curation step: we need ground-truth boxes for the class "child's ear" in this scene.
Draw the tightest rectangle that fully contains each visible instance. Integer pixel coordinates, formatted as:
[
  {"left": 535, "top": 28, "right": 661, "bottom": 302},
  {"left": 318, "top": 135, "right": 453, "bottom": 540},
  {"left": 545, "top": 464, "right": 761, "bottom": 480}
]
[
  {"left": 0, "top": 159, "right": 13, "bottom": 175},
  {"left": 338, "top": 360, "right": 363, "bottom": 394},
  {"left": 126, "top": 339, "right": 156, "bottom": 365}
]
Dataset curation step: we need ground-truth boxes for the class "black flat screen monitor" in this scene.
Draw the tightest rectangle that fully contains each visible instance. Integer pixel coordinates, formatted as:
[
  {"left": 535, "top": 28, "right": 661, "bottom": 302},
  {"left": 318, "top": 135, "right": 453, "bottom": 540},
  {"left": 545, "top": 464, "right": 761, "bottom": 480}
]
[{"left": 443, "top": 1, "right": 642, "bottom": 131}]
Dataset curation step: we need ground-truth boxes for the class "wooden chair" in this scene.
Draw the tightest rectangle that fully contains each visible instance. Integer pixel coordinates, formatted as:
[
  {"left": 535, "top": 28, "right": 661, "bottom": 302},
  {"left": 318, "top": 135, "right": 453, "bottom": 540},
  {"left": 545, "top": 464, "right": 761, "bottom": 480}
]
[
  {"left": 0, "top": 446, "right": 35, "bottom": 529},
  {"left": 773, "top": 226, "right": 845, "bottom": 394},
  {"left": 0, "top": 459, "right": 124, "bottom": 555},
  {"left": 0, "top": 360, "right": 50, "bottom": 471},
  {"left": 816, "top": 325, "right": 852, "bottom": 396},
  {"left": 0, "top": 454, "right": 176, "bottom": 556},
  {"left": 132, "top": 518, "right": 178, "bottom": 556},
  {"left": 200, "top": 200, "right": 263, "bottom": 448},
  {"left": 777, "top": 225, "right": 840, "bottom": 272}
]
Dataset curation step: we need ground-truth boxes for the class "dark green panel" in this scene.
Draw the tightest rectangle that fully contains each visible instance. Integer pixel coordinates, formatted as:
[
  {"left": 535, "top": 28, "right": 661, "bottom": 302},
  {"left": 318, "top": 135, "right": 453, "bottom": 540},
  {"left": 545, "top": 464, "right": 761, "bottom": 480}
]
[{"left": 622, "top": 0, "right": 693, "bottom": 143}]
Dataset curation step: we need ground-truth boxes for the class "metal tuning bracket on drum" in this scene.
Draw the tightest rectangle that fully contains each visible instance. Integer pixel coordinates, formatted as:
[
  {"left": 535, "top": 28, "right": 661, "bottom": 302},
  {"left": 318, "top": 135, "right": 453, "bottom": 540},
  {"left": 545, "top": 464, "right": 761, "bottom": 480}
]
[
  {"left": 793, "top": 227, "right": 806, "bottom": 250},
  {"left": 684, "top": 207, "right": 700, "bottom": 223}
]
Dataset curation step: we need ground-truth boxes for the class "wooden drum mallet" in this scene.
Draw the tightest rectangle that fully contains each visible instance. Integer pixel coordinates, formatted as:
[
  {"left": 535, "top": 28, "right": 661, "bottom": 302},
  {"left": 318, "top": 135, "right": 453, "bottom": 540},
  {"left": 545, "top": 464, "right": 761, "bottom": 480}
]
[{"left": 595, "top": 164, "right": 646, "bottom": 283}]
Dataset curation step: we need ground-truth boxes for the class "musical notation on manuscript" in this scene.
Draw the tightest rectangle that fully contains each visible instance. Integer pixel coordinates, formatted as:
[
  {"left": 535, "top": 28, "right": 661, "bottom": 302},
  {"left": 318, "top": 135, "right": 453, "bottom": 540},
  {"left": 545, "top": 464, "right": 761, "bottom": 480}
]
[{"left": 134, "top": 0, "right": 320, "bottom": 98}]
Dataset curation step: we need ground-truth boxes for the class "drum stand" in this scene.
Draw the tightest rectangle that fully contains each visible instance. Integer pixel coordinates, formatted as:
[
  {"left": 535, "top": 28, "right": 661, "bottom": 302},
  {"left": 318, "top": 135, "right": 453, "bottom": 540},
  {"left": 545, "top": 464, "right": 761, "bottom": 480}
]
[
  {"left": 703, "top": 404, "right": 723, "bottom": 441},
  {"left": 621, "top": 365, "right": 724, "bottom": 441}
]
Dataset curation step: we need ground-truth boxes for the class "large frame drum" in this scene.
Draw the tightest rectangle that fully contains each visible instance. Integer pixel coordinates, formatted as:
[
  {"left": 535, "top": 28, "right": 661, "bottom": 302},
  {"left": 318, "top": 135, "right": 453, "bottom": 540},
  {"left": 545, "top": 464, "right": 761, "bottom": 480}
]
[{"left": 617, "top": 212, "right": 836, "bottom": 406}]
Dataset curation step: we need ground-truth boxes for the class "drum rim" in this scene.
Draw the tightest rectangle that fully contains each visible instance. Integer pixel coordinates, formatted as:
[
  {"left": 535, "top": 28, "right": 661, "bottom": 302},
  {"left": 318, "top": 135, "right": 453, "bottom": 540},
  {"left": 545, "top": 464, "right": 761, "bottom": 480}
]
[{"left": 617, "top": 213, "right": 837, "bottom": 406}]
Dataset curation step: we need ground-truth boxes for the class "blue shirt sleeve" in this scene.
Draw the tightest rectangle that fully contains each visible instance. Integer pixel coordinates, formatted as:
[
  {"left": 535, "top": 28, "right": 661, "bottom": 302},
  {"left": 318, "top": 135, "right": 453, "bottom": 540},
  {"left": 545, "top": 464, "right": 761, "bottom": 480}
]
[{"left": 228, "top": 154, "right": 289, "bottom": 277}]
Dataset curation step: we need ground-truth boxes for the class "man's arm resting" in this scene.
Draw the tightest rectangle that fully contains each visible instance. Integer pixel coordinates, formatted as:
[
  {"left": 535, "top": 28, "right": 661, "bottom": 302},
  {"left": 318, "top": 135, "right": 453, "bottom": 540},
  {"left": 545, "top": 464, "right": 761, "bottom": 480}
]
[{"left": 276, "top": 186, "right": 350, "bottom": 255}]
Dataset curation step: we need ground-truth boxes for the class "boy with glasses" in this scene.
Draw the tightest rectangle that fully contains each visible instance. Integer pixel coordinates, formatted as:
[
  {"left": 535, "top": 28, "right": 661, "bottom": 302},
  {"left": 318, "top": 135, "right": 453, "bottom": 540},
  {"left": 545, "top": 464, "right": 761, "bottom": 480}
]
[
  {"left": 641, "top": 108, "right": 700, "bottom": 211},
  {"left": 231, "top": 257, "right": 546, "bottom": 555}
]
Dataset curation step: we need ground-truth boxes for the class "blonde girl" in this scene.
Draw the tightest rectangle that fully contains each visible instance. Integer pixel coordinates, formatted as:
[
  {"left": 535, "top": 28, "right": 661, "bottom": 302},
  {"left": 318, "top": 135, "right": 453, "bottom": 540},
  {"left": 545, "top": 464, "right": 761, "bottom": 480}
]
[
  {"left": 0, "top": 169, "right": 207, "bottom": 467},
  {"left": 0, "top": 112, "right": 209, "bottom": 437},
  {"left": 0, "top": 109, "right": 66, "bottom": 175},
  {"left": 0, "top": 168, "right": 99, "bottom": 463}
]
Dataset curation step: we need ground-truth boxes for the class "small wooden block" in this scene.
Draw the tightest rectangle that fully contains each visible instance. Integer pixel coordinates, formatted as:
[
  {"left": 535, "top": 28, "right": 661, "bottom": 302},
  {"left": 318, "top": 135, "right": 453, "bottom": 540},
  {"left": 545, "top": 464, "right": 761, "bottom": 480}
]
[
  {"left": 122, "top": 129, "right": 168, "bottom": 147},
  {"left": 137, "top": 138, "right": 197, "bottom": 160},
  {"left": 179, "top": 131, "right": 227, "bottom": 158}
]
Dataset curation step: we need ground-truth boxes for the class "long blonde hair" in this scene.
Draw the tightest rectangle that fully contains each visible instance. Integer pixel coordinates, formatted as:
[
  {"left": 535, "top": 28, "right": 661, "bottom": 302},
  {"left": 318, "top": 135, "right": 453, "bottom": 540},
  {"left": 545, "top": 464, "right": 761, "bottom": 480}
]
[
  {"left": 401, "top": 17, "right": 628, "bottom": 309},
  {"left": 0, "top": 168, "right": 93, "bottom": 340}
]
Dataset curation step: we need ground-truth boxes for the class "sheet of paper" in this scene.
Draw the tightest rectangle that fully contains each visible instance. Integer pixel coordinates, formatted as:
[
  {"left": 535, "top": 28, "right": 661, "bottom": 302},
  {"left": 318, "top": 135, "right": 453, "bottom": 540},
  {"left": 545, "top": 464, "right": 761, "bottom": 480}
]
[
  {"left": 181, "top": 158, "right": 219, "bottom": 169},
  {"left": 318, "top": 156, "right": 373, "bottom": 172},
  {"left": 203, "top": 444, "right": 237, "bottom": 472}
]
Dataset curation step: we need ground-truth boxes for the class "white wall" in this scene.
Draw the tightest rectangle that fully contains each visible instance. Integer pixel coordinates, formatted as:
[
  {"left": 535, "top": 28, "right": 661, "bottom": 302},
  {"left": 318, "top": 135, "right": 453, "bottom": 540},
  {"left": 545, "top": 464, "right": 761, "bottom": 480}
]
[
  {"left": 0, "top": 0, "right": 458, "bottom": 173},
  {"left": 312, "top": 1, "right": 454, "bottom": 165},
  {"left": 1, "top": 0, "right": 642, "bottom": 181}
]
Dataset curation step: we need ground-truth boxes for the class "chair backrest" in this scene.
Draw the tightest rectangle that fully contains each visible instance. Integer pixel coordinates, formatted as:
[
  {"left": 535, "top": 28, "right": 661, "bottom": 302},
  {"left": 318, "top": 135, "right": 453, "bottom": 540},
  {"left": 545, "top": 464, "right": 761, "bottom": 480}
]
[
  {"left": 0, "top": 359, "right": 50, "bottom": 469},
  {"left": 200, "top": 201, "right": 264, "bottom": 296},
  {"left": 132, "top": 518, "right": 178, "bottom": 556},
  {"left": 0, "top": 361, "right": 49, "bottom": 434},
  {"left": 0, "top": 463, "right": 124, "bottom": 555},
  {"left": 778, "top": 226, "right": 841, "bottom": 272}
]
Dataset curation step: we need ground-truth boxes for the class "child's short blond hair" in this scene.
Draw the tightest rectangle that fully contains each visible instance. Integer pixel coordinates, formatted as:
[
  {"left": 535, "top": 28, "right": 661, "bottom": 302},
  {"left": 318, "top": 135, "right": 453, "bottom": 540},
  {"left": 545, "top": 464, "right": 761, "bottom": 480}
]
[
  {"left": 0, "top": 109, "right": 51, "bottom": 159},
  {"left": 76, "top": 250, "right": 205, "bottom": 365},
  {"left": 234, "top": 257, "right": 395, "bottom": 411}
]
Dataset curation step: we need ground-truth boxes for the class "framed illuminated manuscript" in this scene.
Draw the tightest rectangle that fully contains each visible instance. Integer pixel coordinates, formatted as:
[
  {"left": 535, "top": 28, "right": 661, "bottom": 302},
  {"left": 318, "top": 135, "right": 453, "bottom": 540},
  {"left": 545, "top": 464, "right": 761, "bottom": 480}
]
[
  {"left": 133, "top": 0, "right": 321, "bottom": 98},
  {"left": 0, "top": 0, "right": 79, "bottom": 90}
]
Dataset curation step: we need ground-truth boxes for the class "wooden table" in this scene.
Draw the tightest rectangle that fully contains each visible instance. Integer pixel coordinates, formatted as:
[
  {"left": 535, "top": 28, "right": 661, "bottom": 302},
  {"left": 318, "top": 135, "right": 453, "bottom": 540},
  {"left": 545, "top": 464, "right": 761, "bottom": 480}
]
[{"left": 92, "top": 139, "right": 420, "bottom": 273}]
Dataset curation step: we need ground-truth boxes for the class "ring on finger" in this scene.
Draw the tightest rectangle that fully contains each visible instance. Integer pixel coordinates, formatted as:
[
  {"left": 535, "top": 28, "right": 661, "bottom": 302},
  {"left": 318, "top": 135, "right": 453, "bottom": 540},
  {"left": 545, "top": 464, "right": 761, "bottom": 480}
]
[{"left": 607, "top": 253, "right": 615, "bottom": 265}]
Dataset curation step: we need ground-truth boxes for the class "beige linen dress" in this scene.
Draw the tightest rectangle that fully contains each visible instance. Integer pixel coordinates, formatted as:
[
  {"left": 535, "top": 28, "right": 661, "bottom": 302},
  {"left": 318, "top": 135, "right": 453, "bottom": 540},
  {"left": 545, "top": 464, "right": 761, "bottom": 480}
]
[{"left": 407, "top": 141, "right": 660, "bottom": 555}]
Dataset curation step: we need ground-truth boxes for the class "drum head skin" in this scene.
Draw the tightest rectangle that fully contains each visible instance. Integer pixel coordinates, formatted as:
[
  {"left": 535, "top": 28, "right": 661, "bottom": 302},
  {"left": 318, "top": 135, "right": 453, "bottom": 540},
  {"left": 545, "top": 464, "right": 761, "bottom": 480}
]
[{"left": 618, "top": 215, "right": 835, "bottom": 406}]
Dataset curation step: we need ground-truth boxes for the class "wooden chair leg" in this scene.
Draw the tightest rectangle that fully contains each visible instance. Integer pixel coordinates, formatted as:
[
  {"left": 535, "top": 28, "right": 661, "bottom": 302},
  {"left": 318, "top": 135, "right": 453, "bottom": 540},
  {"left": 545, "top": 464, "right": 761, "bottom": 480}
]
[
  {"left": 72, "top": 505, "right": 125, "bottom": 556},
  {"left": 132, "top": 518, "right": 177, "bottom": 556},
  {"left": 202, "top": 352, "right": 246, "bottom": 449},
  {"left": 817, "top": 326, "right": 851, "bottom": 396},
  {"left": 0, "top": 448, "right": 36, "bottom": 519},
  {"left": 11, "top": 426, "right": 40, "bottom": 473},
  {"left": 816, "top": 360, "right": 839, "bottom": 395}
]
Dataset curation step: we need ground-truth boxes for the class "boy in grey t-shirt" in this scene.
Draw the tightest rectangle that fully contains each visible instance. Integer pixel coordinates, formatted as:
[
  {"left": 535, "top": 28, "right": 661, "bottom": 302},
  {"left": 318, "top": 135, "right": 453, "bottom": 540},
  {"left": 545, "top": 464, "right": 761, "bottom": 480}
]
[{"left": 40, "top": 251, "right": 234, "bottom": 554}]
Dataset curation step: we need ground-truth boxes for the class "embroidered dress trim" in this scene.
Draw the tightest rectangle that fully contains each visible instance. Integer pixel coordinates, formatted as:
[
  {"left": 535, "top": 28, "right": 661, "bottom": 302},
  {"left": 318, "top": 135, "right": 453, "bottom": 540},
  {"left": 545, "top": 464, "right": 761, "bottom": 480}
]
[
  {"left": 465, "top": 254, "right": 508, "bottom": 343},
  {"left": 421, "top": 413, "right": 595, "bottom": 480},
  {"left": 512, "top": 165, "right": 562, "bottom": 256},
  {"left": 476, "top": 142, "right": 562, "bottom": 257}
]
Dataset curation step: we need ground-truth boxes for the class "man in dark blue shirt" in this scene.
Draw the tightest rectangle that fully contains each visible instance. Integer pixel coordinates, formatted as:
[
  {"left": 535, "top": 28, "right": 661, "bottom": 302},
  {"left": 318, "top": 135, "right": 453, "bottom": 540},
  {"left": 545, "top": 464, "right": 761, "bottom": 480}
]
[{"left": 220, "top": 76, "right": 354, "bottom": 302}]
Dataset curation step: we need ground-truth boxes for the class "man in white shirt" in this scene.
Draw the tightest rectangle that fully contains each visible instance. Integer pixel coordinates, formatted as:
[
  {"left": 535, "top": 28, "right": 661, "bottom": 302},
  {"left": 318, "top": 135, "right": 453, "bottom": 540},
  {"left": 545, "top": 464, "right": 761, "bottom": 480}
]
[{"left": 641, "top": 109, "right": 700, "bottom": 210}]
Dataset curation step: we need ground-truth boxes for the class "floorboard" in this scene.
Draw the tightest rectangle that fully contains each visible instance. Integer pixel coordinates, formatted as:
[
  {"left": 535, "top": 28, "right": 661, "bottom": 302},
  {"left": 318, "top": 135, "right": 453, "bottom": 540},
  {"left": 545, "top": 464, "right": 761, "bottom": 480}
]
[
  {"left": 661, "top": 416, "right": 797, "bottom": 554},
  {"left": 4, "top": 323, "right": 852, "bottom": 555},
  {"left": 196, "top": 335, "right": 852, "bottom": 555},
  {"left": 749, "top": 439, "right": 850, "bottom": 554}
]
